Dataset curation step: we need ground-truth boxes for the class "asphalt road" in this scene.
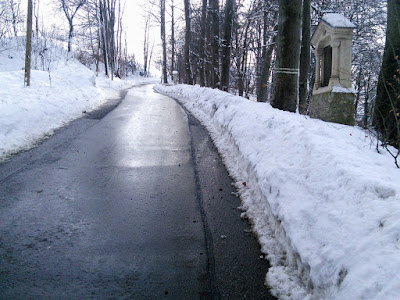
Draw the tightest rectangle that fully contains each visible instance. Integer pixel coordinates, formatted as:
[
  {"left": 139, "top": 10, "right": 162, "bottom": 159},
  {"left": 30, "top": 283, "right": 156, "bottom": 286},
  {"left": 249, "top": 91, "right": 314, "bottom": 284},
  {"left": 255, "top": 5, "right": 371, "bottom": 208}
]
[{"left": 0, "top": 84, "right": 275, "bottom": 299}]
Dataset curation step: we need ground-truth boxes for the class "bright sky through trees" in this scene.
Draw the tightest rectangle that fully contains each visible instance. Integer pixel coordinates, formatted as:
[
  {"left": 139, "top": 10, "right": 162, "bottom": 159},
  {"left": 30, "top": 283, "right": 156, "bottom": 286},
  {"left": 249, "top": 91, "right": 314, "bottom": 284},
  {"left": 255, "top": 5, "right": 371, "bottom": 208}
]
[{"left": 24, "top": 0, "right": 159, "bottom": 67}]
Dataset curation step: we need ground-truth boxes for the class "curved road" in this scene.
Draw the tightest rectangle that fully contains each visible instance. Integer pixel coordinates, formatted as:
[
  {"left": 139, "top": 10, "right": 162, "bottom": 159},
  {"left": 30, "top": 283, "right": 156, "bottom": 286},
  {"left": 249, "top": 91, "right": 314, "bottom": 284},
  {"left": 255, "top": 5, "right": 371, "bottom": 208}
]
[{"left": 0, "top": 84, "right": 275, "bottom": 299}]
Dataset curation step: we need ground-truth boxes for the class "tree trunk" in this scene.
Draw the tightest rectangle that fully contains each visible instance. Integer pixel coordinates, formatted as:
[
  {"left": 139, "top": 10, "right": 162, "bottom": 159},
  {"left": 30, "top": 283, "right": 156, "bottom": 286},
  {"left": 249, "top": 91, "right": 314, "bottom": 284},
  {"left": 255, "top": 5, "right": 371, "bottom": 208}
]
[
  {"left": 143, "top": 15, "right": 150, "bottom": 76},
  {"left": 237, "top": 15, "right": 251, "bottom": 97},
  {"left": 256, "top": 4, "right": 268, "bottom": 101},
  {"left": 271, "top": 0, "right": 302, "bottom": 112},
  {"left": 220, "top": 0, "right": 234, "bottom": 91},
  {"left": 161, "top": 0, "right": 168, "bottom": 84},
  {"left": 374, "top": 0, "right": 400, "bottom": 147},
  {"left": 171, "top": 0, "right": 175, "bottom": 80},
  {"left": 210, "top": 0, "right": 219, "bottom": 88},
  {"left": 204, "top": 0, "right": 212, "bottom": 86},
  {"left": 364, "top": 75, "right": 371, "bottom": 129},
  {"left": 60, "top": 0, "right": 86, "bottom": 53},
  {"left": 199, "top": 0, "right": 207, "bottom": 86},
  {"left": 96, "top": 29, "right": 100, "bottom": 75},
  {"left": 355, "top": 64, "right": 363, "bottom": 118},
  {"left": 298, "top": 0, "right": 311, "bottom": 114},
  {"left": 35, "top": 0, "right": 40, "bottom": 37},
  {"left": 149, "top": 41, "right": 154, "bottom": 75},
  {"left": 99, "top": 0, "right": 109, "bottom": 76},
  {"left": 115, "top": 0, "right": 123, "bottom": 78},
  {"left": 184, "top": 0, "right": 193, "bottom": 84},
  {"left": 68, "top": 21, "right": 73, "bottom": 52},
  {"left": 107, "top": 0, "right": 116, "bottom": 80},
  {"left": 24, "top": 0, "right": 33, "bottom": 87},
  {"left": 258, "top": 12, "right": 278, "bottom": 102}
]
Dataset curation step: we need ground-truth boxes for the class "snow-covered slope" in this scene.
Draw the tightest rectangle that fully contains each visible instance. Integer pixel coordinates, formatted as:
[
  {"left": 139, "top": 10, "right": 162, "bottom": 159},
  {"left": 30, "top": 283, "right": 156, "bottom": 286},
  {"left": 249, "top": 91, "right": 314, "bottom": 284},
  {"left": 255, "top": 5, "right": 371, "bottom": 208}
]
[
  {"left": 0, "top": 37, "right": 156, "bottom": 161},
  {"left": 155, "top": 84, "right": 400, "bottom": 300}
]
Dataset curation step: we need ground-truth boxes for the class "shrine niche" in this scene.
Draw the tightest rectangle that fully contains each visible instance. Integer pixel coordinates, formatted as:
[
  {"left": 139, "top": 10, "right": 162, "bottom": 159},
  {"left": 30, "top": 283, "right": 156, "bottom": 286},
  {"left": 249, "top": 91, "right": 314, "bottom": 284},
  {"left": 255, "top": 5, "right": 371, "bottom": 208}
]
[{"left": 309, "top": 13, "right": 356, "bottom": 126}]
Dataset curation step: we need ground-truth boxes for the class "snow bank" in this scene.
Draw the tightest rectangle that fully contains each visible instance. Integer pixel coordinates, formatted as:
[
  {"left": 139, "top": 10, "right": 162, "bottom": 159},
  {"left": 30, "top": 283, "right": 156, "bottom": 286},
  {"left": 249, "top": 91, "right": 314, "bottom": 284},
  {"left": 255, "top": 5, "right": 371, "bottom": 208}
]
[
  {"left": 155, "top": 84, "right": 400, "bottom": 300},
  {"left": 0, "top": 37, "right": 156, "bottom": 161}
]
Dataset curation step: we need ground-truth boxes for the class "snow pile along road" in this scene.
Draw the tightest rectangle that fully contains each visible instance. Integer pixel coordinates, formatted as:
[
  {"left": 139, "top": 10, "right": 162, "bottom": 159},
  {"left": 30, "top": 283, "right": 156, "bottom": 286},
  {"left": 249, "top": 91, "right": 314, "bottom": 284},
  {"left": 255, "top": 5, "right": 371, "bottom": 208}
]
[
  {"left": 155, "top": 84, "right": 400, "bottom": 300},
  {"left": 0, "top": 37, "right": 156, "bottom": 161}
]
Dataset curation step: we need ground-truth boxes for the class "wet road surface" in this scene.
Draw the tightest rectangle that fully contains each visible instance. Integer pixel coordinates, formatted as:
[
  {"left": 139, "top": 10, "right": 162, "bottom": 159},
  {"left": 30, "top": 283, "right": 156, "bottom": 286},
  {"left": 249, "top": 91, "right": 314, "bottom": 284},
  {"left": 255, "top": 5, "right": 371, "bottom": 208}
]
[{"left": 0, "top": 84, "right": 275, "bottom": 299}]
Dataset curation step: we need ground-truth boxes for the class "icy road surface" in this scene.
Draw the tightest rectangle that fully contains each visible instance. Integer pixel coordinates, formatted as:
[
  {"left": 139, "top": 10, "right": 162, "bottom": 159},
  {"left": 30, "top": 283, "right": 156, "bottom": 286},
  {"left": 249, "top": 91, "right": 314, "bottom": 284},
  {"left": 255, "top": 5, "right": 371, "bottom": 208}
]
[{"left": 0, "top": 84, "right": 274, "bottom": 299}]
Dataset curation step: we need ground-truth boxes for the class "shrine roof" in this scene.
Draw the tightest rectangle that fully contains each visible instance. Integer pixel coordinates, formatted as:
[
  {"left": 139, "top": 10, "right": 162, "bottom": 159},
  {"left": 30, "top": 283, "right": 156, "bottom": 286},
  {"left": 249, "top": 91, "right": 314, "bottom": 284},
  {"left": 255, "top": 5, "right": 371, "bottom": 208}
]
[{"left": 322, "top": 13, "right": 356, "bottom": 29}]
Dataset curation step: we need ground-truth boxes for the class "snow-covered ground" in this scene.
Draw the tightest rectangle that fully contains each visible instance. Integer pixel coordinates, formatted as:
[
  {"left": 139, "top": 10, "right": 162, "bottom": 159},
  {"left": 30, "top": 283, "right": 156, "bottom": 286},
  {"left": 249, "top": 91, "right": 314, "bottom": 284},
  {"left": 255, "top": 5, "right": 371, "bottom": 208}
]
[
  {"left": 155, "top": 84, "right": 400, "bottom": 300},
  {"left": 0, "top": 37, "right": 156, "bottom": 161}
]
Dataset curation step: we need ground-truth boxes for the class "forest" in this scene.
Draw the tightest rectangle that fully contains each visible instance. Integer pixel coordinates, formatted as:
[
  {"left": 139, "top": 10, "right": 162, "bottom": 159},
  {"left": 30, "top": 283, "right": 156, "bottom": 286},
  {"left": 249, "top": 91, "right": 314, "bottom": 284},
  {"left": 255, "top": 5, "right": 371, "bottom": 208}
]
[{"left": 1, "top": 0, "right": 399, "bottom": 154}]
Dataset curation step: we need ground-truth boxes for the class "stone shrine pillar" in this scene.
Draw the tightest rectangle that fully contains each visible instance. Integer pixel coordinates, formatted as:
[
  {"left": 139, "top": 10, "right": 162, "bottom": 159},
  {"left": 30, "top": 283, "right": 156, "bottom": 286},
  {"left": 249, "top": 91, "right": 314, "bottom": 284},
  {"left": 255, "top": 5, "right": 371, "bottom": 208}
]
[
  {"left": 172, "top": 70, "right": 179, "bottom": 84},
  {"left": 309, "top": 13, "right": 356, "bottom": 125}
]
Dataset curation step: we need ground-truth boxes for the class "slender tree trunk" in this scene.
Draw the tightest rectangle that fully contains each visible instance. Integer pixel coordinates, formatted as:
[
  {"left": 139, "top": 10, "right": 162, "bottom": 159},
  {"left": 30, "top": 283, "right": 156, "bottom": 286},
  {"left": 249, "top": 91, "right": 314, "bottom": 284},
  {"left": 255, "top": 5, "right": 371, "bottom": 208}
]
[
  {"left": 116, "top": 0, "right": 122, "bottom": 78},
  {"left": 24, "top": 0, "right": 33, "bottom": 87},
  {"left": 35, "top": 0, "right": 39, "bottom": 37},
  {"left": 256, "top": 3, "right": 267, "bottom": 101},
  {"left": 243, "top": 47, "right": 249, "bottom": 96},
  {"left": 161, "top": 0, "right": 168, "bottom": 83},
  {"left": 239, "top": 47, "right": 248, "bottom": 96},
  {"left": 171, "top": 0, "right": 175, "bottom": 80},
  {"left": 87, "top": 6, "right": 95, "bottom": 60},
  {"left": 108, "top": 0, "right": 116, "bottom": 80},
  {"left": 205, "top": 0, "right": 212, "bottom": 86},
  {"left": 258, "top": 10, "right": 278, "bottom": 102},
  {"left": 238, "top": 20, "right": 250, "bottom": 96},
  {"left": 68, "top": 21, "right": 73, "bottom": 52},
  {"left": 298, "top": 0, "right": 311, "bottom": 114},
  {"left": 99, "top": 0, "right": 109, "bottom": 76},
  {"left": 220, "top": 0, "right": 234, "bottom": 91},
  {"left": 143, "top": 15, "right": 150, "bottom": 76},
  {"left": 210, "top": 0, "right": 219, "bottom": 88},
  {"left": 374, "top": 0, "right": 400, "bottom": 147},
  {"left": 271, "top": 0, "right": 302, "bottom": 112},
  {"left": 355, "top": 64, "right": 363, "bottom": 118},
  {"left": 258, "top": 29, "right": 277, "bottom": 102},
  {"left": 199, "top": 0, "right": 207, "bottom": 86},
  {"left": 149, "top": 40, "right": 154, "bottom": 75},
  {"left": 96, "top": 28, "right": 100, "bottom": 74},
  {"left": 184, "top": 0, "right": 193, "bottom": 84},
  {"left": 364, "top": 75, "right": 371, "bottom": 129},
  {"left": 94, "top": 1, "right": 100, "bottom": 75}
]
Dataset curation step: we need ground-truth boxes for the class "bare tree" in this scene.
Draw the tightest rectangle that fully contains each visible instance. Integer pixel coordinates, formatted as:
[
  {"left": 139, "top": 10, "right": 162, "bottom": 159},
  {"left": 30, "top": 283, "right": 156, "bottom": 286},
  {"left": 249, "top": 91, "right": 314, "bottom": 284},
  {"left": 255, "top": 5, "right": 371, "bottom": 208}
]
[
  {"left": 0, "top": 0, "right": 23, "bottom": 38},
  {"left": 33, "top": 0, "right": 39, "bottom": 37},
  {"left": 58, "top": 0, "right": 87, "bottom": 52},
  {"left": 10, "top": 0, "right": 22, "bottom": 37},
  {"left": 98, "top": 0, "right": 118, "bottom": 79}
]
